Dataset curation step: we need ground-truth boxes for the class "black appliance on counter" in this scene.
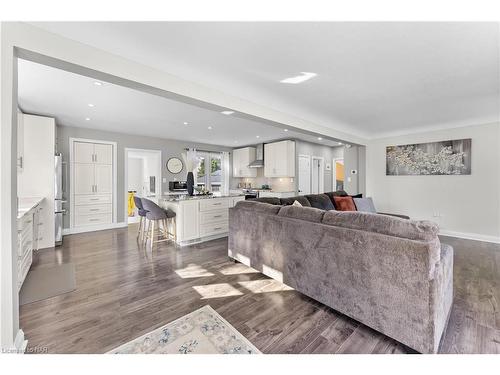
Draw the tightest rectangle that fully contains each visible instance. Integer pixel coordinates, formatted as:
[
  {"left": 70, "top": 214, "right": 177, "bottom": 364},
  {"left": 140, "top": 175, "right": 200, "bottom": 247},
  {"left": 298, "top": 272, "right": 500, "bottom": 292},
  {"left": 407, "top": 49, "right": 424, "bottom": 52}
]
[{"left": 169, "top": 180, "right": 187, "bottom": 192}]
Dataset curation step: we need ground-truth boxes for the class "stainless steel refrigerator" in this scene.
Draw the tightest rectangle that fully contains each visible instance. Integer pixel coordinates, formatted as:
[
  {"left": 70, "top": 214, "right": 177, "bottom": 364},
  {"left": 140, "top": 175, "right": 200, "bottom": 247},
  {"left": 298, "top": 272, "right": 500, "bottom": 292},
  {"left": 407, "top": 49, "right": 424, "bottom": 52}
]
[{"left": 54, "top": 153, "right": 66, "bottom": 246}]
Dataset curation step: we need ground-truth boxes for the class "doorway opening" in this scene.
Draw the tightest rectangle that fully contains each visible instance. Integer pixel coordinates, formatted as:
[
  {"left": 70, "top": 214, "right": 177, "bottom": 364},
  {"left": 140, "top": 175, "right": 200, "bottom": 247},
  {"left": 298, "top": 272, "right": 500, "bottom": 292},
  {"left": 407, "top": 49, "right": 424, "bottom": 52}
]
[
  {"left": 333, "top": 158, "right": 345, "bottom": 191},
  {"left": 311, "top": 156, "right": 325, "bottom": 194},
  {"left": 124, "top": 148, "right": 162, "bottom": 224}
]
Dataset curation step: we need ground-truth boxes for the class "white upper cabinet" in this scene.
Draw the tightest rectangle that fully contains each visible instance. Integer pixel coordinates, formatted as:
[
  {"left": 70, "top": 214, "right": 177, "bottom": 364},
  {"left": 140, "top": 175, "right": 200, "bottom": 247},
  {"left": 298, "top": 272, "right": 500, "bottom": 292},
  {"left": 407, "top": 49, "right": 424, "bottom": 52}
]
[
  {"left": 232, "top": 147, "right": 257, "bottom": 177},
  {"left": 74, "top": 142, "right": 113, "bottom": 164},
  {"left": 264, "top": 140, "right": 296, "bottom": 177},
  {"left": 74, "top": 142, "right": 95, "bottom": 163},
  {"left": 17, "top": 109, "right": 24, "bottom": 172},
  {"left": 94, "top": 164, "right": 113, "bottom": 194},
  {"left": 94, "top": 143, "right": 113, "bottom": 165},
  {"left": 74, "top": 164, "right": 95, "bottom": 195}
]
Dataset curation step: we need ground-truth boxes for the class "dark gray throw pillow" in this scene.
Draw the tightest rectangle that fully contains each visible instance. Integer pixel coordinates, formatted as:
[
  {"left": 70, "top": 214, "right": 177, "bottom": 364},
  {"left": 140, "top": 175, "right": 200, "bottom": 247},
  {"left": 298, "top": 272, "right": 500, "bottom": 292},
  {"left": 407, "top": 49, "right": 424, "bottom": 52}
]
[
  {"left": 305, "top": 194, "right": 335, "bottom": 211},
  {"left": 353, "top": 197, "right": 377, "bottom": 213}
]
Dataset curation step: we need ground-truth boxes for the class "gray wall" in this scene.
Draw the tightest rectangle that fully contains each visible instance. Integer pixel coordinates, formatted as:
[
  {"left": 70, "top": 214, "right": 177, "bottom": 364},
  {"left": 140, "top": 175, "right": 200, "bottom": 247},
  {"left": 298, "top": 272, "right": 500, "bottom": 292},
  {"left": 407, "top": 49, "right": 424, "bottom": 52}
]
[
  {"left": 343, "top": 145, "right": 366, "bottom": 195},
  {"left": 295, "top": 140, "right": 344, "bottom": 192},
  {"left": 57, "top": 125, "right": 232, "bottom": 227}
]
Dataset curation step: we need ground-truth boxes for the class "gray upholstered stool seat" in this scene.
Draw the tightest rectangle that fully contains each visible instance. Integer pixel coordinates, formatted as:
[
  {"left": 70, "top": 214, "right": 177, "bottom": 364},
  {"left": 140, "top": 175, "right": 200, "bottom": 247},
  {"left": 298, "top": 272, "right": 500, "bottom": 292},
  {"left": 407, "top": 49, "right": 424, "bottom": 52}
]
[{"left": 141, "top": 198, "right": 176, "bottom": 248}]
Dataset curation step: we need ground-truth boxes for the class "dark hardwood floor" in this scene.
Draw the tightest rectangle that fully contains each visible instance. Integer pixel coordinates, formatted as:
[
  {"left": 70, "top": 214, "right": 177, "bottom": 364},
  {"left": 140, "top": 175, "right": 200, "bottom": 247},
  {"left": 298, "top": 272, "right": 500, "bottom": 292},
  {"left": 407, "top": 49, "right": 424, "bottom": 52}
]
[{"left": 19, "top": 227, "right": 500, "bottom": 354}]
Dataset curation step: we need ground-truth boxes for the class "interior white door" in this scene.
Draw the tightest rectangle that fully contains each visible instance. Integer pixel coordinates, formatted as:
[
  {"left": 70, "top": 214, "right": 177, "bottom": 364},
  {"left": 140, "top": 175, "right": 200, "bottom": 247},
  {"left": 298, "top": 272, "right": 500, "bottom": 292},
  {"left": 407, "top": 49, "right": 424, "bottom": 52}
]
[
  {"left": 74, "top": 164, "right": 95, "bottom": 194},
  {"left": 74, "top": 142, "right": 95, "bottom": 163},
  {"left": 298, "top": 155, "right": 311, "bottom": 195},
  {"left": 94, "top": 143, "right": 113, "bottom": 165},
  {"left": 95, "top": 164, "right": 113, "bottom": 194}
]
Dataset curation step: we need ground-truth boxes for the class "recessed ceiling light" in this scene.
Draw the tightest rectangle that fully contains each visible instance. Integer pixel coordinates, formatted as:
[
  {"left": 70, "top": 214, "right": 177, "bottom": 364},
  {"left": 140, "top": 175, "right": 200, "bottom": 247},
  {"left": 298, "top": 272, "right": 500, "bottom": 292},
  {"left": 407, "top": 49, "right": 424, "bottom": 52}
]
[
  {"left": 85, "top": 117, "right": 91, "bottom": 121},
  {"left": 88, "top": 103, "right": 95, "bottom": 107},
  {"left": 234, "top": 140, "right": 238, "bottom": 143},
  {"left": 208, "top": 126, "right": 213, "bottom": 130},
  {"left": 338, "top": 142, "right": 343, "bottom": 145},
  {"left": 318, "top": 137, "right": 323, "bottom": 141},
  {"left": 183, "top": 122, "right": 188, "bottom": 125},
  {"left": 94, "top": 81, "right": 103, "bottom": 86},
  {"left": 221, "top": 110, "right": 235, "bottom": 115},
  {"left": 280, "top": 72, "right": 317, "bottom": 84},
  {"left": 256, "top": 135, "right": 260, "bottom": 138},
  {"left": 284, "top": 129, "right": 289, "bottom": 132}
]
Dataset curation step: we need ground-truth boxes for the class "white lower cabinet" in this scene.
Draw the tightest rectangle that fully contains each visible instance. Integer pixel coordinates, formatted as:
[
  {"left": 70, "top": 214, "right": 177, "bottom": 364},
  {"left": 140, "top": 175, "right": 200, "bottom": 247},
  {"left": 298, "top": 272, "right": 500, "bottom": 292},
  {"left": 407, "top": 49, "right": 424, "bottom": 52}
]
[
  {"left": 160, "top": 196, "right": 245, "bottom": 245},
  {"left": 17, "top": 202, "right": 41, "bottom": 290}
]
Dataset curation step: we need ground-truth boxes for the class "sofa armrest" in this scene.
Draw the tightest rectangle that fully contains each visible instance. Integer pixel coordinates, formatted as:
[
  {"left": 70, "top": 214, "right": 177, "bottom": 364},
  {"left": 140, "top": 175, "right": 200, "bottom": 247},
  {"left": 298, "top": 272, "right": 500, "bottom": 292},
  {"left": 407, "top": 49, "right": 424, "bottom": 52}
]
[{"left": 377, "top": 212, "right": 410, "bottom": 220}]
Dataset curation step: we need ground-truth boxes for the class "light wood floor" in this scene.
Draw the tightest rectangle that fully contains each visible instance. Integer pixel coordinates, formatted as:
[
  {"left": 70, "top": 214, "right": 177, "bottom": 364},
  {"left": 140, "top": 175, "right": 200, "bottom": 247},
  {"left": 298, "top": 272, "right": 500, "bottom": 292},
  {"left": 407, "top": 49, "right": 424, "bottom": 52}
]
[{"left": 19, "top": 227, "right": 500, "bottom": 354}]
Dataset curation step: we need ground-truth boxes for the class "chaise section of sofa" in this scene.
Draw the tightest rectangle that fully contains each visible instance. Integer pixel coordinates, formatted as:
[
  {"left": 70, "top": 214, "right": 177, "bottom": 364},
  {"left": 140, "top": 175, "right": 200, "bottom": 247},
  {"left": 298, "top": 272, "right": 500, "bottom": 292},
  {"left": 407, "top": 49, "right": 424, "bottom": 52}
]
[{"left": 228, "top": 201, "right": 453, "bottom": 353}]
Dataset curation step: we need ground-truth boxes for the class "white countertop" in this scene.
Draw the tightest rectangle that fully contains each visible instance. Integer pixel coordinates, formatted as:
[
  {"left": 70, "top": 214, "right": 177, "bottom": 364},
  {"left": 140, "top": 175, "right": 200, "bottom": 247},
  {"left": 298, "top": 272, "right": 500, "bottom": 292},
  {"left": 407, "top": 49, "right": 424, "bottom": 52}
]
[{"left": 17, "top": 197, "right": 44, "bottom": 219}]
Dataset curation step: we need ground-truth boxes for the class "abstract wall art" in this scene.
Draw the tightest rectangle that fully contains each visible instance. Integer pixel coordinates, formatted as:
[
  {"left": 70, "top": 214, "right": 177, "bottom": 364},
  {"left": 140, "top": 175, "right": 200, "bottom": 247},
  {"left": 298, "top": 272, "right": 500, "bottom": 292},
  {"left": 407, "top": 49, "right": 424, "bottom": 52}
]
[{"left": 386, "top": 139, "right": 471, "bottom": 175}]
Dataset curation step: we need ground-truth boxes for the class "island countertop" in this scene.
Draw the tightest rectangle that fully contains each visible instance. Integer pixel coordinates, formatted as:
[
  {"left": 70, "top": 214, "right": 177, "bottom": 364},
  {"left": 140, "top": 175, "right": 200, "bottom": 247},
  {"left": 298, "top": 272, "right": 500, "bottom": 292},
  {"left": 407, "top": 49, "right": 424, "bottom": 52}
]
[{"left": 158, "top": 193, "right": 245, "bottom": 203}]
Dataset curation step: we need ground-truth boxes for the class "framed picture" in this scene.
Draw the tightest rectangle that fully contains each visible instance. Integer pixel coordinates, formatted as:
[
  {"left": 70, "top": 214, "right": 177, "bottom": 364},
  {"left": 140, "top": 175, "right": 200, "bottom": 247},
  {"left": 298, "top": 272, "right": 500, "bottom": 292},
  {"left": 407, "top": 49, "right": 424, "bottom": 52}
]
[{"left": 386, "top": 138, "right": 471, "bottom": 175}]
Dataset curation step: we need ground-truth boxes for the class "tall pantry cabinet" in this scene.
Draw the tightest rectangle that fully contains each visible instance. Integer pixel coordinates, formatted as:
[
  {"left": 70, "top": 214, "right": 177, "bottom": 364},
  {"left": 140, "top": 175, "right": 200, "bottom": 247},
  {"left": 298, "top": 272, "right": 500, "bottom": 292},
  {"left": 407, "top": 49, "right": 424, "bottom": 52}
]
[{"left": 71, "top": 140, "right": 115, "bottom": 228}]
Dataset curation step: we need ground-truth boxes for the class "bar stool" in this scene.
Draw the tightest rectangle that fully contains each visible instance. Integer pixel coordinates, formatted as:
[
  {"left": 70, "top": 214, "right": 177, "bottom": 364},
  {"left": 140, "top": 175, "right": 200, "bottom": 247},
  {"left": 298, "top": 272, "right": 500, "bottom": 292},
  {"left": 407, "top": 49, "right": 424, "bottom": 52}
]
[
  {"left": 133, "top": 196, "right": 148, "bottom": 242},
  {"left": 141, "top": 198, "right": 176, "bottom": 249}
]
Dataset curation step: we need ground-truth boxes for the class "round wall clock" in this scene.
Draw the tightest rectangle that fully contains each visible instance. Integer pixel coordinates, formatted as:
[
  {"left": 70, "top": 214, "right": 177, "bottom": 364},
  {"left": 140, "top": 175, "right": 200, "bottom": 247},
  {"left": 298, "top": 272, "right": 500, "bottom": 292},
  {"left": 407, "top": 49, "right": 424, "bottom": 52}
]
[{"left": 167, "top": 157, "right": 183, "bottom": 174}]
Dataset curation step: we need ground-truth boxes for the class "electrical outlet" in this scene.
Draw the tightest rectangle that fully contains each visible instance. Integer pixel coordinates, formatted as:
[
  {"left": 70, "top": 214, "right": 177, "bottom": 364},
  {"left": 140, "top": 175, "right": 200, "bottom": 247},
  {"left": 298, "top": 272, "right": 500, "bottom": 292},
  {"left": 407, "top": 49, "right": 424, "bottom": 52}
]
[{"left": 162, "top": 178, "right": 167, "bottom": 183}]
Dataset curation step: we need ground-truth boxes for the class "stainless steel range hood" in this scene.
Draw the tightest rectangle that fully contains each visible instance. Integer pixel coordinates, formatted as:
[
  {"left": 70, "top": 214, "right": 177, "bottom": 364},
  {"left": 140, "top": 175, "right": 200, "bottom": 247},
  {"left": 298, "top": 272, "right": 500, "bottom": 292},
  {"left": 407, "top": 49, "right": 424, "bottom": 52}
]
[{"left": 248, "top": 143, "right": 264, "bottom": 168}]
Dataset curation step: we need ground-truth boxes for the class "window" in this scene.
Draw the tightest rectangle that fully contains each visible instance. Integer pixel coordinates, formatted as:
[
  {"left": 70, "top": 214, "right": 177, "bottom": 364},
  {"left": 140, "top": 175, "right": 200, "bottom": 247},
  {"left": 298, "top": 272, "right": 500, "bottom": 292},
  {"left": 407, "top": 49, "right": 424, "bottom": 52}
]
[{"left": 195, "top": 152, "right": 223, "bottom": 194}]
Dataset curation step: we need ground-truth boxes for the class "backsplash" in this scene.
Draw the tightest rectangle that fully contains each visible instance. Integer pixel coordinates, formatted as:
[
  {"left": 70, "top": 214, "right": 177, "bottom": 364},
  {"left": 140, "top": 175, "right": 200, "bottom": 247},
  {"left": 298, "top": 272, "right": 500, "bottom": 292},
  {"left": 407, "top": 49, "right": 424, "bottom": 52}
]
[{"left": 231, "top": 168, "right": 296, "bottom": 192}]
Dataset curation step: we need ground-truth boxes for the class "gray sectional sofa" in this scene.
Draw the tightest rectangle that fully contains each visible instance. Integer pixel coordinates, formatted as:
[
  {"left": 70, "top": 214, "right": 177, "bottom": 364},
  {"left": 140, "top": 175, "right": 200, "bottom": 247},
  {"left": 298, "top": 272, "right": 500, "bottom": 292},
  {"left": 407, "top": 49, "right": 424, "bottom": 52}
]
[{"left": 228, "top": 201, "right": 453, "bottom": 353}]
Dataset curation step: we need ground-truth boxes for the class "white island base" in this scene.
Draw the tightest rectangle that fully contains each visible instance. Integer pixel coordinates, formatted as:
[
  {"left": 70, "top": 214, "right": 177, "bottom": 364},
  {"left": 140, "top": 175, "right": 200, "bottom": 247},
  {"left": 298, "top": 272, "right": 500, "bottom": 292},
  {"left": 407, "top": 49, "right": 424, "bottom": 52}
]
[{"left": 159, "top": 195, "right": 245, "bottom": 246}]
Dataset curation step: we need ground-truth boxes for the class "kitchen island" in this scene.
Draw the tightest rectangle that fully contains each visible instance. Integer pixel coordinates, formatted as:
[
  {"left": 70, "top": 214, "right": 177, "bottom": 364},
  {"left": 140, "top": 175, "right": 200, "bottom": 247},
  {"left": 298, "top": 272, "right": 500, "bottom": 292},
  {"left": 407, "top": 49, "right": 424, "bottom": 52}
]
[{"left": 158, "top": 194, "right": 245, "bottom": 246}]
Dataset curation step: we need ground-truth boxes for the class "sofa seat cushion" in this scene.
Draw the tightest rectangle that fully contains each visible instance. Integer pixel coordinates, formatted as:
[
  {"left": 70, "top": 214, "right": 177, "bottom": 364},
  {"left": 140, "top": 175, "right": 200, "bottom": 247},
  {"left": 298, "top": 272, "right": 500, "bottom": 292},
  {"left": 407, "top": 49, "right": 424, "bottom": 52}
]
[
  {"left": 280, "top": 196, "right": 312, "bottom": 207},
  {"left": 353, "top": 197, "right": 377, "bottom": 213},
  {"left": 234, "top": 200, "right": 281, "bottom": 214},
  {"left": 322, "top": 210, "right": 439, "bottom": 242},
  {"left": 305, "top": 194, "right": 335, "bottom": 210},
  {"left": 278, "top": 205, "right": 325, "bottom": 223},
  {"left": 333, "top": 196, "right": 357, "bottom": 211},
  {"left": 252, "top": 197, "right": 282, "bottom": 205}
]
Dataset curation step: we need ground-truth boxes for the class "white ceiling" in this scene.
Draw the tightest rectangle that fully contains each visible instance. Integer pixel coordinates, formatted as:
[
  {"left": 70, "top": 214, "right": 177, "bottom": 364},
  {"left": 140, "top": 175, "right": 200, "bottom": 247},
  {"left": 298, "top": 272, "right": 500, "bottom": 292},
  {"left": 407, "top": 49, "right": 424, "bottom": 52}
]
[
  {"left": 29, "top": 22, "right": 500, "bottom": 138},
  {"left": 18, "top": 59, "right": 342, "bottom": 148}
]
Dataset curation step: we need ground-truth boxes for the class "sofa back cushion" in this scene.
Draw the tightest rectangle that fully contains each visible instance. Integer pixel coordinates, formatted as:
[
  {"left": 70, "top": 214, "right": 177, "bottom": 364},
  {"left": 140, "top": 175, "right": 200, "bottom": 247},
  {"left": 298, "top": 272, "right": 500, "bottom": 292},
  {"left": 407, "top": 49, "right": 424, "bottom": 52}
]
[
  {"left": 278, "top": 205, "right": 325, "bottom": 223},
  {"left": 280, "top": 196, "right": 312, "bottom": 207},
  {"left": 305, "top": 194, "right": 335, "bottom": 210},
  {"left": 333, "top": 196, "right": 357, "bottom": 211},
  {"left": 353, "top": 197, "right": 377, "bottom": 213},
  {"left": 252, "top": 197, "right": 281, "bottom": 205},
  {"left": 322, "top": 210, "right": 439, "bottom": 242},
  {"left": 234, "top": 200, "right": 281, "bottom": 214}
]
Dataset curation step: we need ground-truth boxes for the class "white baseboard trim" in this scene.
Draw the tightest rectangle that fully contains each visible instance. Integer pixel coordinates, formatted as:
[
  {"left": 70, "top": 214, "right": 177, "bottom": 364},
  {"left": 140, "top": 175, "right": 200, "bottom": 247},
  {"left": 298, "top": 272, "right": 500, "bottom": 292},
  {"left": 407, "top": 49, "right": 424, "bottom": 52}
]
[
  {"left": 439, "top": 229, "right": 500, "bottom": 244},
  {"left": 63, "top": 222, "right": 128, "bottom": 235}
]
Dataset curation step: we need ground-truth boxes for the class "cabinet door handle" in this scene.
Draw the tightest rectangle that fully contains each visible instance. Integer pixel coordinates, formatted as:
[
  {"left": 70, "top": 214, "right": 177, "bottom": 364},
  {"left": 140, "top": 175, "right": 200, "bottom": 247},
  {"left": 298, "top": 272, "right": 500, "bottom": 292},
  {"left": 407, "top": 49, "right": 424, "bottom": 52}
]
[
  {"left": 89, "top": 218, "right": 100, "bottom": 222},
  {"left": 94, "top": 154, "right": 97, "bottom": 163},
  {"left": 213, "top": 203, "right": 221, "bottom": 206},
  {"left": 213, "top": 215, "right": 222, "bottom": 218},
  {"left": 90, "top": 208, "right": 99, "bottom": 212},
  {"left": 214, "top": 227, "right": 222, "bottom": 231},
  {"left": 90, "top": 198, "right": 99, "bottom": 201}
]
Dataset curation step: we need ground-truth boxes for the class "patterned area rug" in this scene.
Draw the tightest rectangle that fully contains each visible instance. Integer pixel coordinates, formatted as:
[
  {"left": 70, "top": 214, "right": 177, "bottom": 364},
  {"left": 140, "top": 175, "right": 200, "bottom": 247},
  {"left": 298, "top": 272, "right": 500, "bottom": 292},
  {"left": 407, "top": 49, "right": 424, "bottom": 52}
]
[{"left": 108, "top": 305, "right": 261, "bottom": 354}]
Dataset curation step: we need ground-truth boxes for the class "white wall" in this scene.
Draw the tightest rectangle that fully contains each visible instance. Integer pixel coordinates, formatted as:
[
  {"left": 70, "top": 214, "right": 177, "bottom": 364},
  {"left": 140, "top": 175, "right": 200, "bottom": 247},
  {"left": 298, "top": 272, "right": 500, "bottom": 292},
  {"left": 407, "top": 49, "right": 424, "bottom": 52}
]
[{"left": 366, "top": 122, "right": 500, "bottom": 242}]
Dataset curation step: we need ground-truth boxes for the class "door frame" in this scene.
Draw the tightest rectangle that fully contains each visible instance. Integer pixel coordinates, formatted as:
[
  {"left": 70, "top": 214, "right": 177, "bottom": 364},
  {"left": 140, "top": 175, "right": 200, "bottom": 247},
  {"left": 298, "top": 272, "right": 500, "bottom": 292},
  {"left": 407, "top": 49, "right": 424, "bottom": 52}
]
[
  {"left": 297, "top": 154, "right": 312, "bottom": 195},
  {"left": 124, "top": 148, "right": 162, "bottom": 224},
  {"left": 311, "top": 156, "right": 325, "bottom": 194},
  {"left": 69, "top": 137, "right": 118, "bottom": 229},
  {"left": 332, "top": 157, "right": 344, "bottom": 191}
]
